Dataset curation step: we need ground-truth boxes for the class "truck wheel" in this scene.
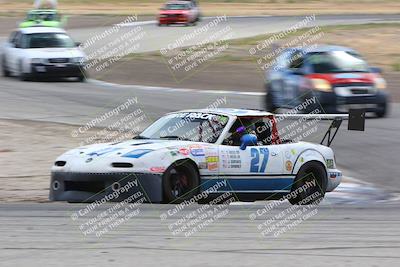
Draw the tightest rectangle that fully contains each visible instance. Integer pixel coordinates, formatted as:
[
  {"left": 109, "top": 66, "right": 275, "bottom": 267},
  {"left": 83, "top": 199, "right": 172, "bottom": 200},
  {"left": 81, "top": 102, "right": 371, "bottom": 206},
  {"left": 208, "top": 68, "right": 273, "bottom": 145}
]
[
  {"left": 288, "top": 161, "right": 327, "bottom": 205},
  {"left": 163, "top": 161, "right": 199, "bottom": 204},
  {"left": 375, "top": 103, "right": 387, "bottom": 118},
  {"left": 265, "top": 84, "right": 277, "bottom": 112},
  {"left": 2, "top": 57, "right": 10, "bottom": 77}
]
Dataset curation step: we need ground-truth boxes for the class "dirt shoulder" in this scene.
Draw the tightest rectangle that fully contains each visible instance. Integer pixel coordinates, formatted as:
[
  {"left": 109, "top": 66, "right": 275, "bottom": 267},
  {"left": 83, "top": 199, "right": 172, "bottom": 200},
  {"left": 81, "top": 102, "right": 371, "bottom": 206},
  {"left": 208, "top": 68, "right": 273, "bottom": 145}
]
[
  {"left": 0, "top": 119, "right": 101, "bottom": 202},
  {"left": 90, "top": 23, "right": 400, "bottom": 101},
  {"left": 1, "top": 1, "right": 400, "bottom": 16}
]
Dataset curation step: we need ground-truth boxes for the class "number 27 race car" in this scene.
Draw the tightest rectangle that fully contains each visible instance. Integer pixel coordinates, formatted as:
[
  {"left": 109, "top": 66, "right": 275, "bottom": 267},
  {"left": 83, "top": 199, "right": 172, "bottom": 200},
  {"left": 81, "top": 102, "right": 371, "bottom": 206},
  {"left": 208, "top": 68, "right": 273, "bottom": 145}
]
[{"left": 50, "top": 109, "right": 364, "bottom": 205}]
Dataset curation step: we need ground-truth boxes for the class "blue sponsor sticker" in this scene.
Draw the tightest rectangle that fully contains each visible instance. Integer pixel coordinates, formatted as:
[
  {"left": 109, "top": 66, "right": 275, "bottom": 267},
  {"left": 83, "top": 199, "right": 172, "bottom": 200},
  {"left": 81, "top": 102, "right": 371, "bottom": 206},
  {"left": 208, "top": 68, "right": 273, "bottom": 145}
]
[
  {"left": 87, "top": 147, "right": 122, "bottom": 157},
  {"left": 122, "top": 149, "right": 153, "bottom": 158}
]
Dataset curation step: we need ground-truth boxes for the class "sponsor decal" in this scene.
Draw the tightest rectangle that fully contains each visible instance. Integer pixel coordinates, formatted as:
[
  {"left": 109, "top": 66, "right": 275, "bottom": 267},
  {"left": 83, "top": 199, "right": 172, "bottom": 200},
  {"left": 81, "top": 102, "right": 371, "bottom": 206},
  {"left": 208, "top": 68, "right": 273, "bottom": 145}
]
[
  {"left": 87, "top": 147, "right": 122, "bottom": 157},
  {"left": 190, "top": 145, "right": 205, "bottom": 157},
  {"left": 206, "top": 155, "right": 219, "bottom": 171},
  {"left": 285, "top": 151, "right": 291, "bottom": 159},
  {"left": 285, "top": 160, "right": 293, "bottom": 171},
  {"left": 325, "top": 159, "right": 334, "bottom": 169},
  {"left": 122, "top": 149, "right": 153, "bottom": 158},
  {"left": 290, "top": 149, "right": 297, "bottom": 156},
  {"left": 300, "top": 157, "right": 304, "bottom": 163},
  {"left": 179, "top": 148, "right": 190, "bottom": 156},
  {"left": 150, "top": 167, "right": 166, "bottom": 173},
  {"left": 199, "top": 162, "right": 207, "bottom": 169},
  {"left": 207, "top": 162, "right": 218, "bottom": 171},
  {"left": 221, "top": 149, "right": 241, "bottom": 169}
]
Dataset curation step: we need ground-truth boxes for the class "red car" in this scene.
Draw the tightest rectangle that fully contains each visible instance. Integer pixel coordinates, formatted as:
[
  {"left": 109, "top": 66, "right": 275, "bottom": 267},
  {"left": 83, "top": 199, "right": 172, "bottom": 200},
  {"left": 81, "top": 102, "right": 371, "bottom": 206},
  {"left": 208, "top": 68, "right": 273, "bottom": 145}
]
[{"left": 158, "top": 0, "right": 200, "bottom": 26}]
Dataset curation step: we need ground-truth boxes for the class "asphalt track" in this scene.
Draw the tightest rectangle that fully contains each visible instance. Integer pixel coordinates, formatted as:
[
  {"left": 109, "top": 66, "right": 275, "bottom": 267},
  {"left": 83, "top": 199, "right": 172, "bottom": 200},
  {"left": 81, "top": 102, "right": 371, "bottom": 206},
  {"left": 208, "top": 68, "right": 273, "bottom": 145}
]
[
  {"left": 69, "top": 14, "right": 400, "bottom": 54},
  {"left": 1, "top": 15, "right": 400, "bottom": 266},
  {"left": 0, "top": 202, "right": 399, "bottom": 267}
]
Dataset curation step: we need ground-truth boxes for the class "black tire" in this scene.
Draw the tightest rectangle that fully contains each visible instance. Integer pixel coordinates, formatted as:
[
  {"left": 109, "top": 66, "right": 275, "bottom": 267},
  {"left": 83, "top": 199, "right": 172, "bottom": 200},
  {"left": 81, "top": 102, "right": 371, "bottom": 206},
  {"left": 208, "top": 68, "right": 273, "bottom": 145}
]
[
  {"left": 375, "top": 103, "right": 387, "bottom": 118},
  {"left": 162, "top": 161, "right": 199, "bottom": 204},
  {"left": 288, "top": 161, "right": 327, "bottom": 205},
  {"left": 265, "top": 84, "right": 277, "bottom": 112},
  {"left": 18, "top": 62, "right": 31, "bottom": 81},
  {"left": 77, "top": 74, "right": 86, "bottom": 82},
  {"left": 2, "top": 57, "right": 10, "bottom": 77}
]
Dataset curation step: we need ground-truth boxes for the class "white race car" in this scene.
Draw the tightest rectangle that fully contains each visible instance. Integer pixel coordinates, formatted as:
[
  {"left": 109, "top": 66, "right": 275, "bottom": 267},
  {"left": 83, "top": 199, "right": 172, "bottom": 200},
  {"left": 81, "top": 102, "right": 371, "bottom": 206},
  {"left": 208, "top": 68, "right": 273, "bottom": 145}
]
[
  {"left": 2, "top": 27, "right": 86, "bottom": 81},
  {"left": 50, "top": 109, "right": 364, "bottom": 205}
]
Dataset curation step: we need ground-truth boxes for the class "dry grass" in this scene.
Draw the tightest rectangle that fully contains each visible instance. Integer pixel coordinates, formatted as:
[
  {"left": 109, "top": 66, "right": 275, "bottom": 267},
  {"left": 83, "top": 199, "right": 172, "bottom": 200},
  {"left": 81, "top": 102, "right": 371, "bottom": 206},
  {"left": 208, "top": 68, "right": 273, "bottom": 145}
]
[{"left": 1, "top": 0, "right": 399, "bottom": 16}]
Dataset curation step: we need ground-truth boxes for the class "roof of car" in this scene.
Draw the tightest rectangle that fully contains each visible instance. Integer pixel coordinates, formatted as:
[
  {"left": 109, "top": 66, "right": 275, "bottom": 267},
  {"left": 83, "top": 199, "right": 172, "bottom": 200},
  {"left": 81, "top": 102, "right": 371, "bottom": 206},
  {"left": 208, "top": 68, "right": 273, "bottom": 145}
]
[
  {"left": 19, "top": 27, "right": 66, "bottom": 34},
  {"left": 172, "top": 108, "right": 274, "bottom": 117},
  {"left": 299, "top": 45, "right": 356, "bottom": 53}
]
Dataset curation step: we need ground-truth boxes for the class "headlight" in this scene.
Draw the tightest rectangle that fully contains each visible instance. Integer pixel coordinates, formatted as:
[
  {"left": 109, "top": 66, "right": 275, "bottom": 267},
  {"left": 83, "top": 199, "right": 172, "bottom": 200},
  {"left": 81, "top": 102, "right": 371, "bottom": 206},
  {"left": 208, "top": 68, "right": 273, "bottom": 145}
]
[
  {"left": 374, "top": 77, "right": 386, "bottom": 90},
  {"left": 31, "top": 58, "right": 42, "bottom": 64},
  {"left": 310, "top": 78, "right": 332, "bottom": 92}
]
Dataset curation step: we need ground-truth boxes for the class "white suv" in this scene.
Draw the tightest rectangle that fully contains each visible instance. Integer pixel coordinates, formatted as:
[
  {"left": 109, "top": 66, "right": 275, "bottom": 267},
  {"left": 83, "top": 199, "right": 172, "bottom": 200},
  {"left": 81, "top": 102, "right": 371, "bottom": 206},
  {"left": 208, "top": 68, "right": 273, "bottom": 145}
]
[{"left": 2, "top": 27, "right": 87, "bottom": 81}]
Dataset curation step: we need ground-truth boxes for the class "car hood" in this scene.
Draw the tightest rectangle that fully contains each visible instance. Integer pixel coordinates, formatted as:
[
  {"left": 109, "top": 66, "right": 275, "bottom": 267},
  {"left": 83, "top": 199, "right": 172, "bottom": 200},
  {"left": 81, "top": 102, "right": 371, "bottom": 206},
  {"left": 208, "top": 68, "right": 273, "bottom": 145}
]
[
  {"left": 64, "top": 139, "right": 202, "bottom": 159},
  {"left": 24, "top": 48, "right": 85, "bottom": 59}
]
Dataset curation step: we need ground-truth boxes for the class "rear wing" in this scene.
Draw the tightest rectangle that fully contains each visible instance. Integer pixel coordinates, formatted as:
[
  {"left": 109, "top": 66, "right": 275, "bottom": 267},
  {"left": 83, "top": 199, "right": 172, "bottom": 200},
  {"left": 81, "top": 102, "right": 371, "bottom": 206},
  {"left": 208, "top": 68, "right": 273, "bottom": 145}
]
[{"left": 275, "top": 109, "right": 365, "bottom": 147}]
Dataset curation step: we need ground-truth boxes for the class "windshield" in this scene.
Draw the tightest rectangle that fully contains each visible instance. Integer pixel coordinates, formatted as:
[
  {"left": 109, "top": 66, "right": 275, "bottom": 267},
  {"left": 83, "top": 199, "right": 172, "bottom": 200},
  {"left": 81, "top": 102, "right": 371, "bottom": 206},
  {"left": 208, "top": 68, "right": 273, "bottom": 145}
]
[
  {"left": 165, "top": 4, "right": 190, "bottom": 10},
  {"left": 308, "top": 51, "right": 370, "bottom": 73},
  {"left": 139, "top": 112, "right": 229, "bottom": 143},
  {"left": 25, "top": 33, "right": 75, "bottom": 49}
]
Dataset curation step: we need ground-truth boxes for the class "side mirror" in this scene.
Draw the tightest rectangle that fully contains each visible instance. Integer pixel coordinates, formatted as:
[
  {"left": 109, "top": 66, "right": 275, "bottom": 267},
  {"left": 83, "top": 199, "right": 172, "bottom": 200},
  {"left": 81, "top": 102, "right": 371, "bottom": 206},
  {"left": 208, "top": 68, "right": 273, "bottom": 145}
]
[
  {"left": 240, "top": 134, "right": 258, "bottom": 150},
  {"left": 370, "top": 67, "right": 382, "bottom": 74}
]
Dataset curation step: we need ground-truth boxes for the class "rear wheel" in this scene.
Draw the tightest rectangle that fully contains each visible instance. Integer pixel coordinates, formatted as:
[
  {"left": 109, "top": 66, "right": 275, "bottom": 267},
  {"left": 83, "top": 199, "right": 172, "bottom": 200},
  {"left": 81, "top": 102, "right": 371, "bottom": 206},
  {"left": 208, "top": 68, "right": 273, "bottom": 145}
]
[
  {"left": 163, "top": 161, "right": 199, "bottom": 204},
  {"left": 288, "top": 161, "right": 327, "bottom": 205}
]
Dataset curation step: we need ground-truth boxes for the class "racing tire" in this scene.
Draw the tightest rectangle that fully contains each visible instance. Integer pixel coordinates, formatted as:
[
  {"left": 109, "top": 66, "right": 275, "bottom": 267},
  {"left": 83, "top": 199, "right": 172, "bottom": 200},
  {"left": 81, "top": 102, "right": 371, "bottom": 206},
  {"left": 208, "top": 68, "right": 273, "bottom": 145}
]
[
  {"left": 18, "top": 62, "right": 31, "bottom": 81},
  {"left": 375, "top": 103, "right": 387, "bottom": 118},
  {"left": 162, "top": 161, "right": 200, "bottom": 204},
  {"left": 2, "top": 57, "right": 10, "bottom": 77},
  {"left": 265, "top": 84, "right": 277, "bottom": 112},
  {"left": 288, "top": 161, "right": 327, "bottom": 205}
]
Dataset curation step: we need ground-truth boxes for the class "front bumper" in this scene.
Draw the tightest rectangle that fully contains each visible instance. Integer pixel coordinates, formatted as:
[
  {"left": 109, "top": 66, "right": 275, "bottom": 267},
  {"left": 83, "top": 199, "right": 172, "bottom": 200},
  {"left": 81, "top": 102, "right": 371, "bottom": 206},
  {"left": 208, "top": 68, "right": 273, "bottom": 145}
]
[
  {"left": 315, "top": 90, "right": 388, "bottom": 113},
  {"left": 50, "top": 172, "right": 163, "bottom": 203},
  {"left": 31, "top": 63, "right": 85, "bottom": 78},
  {"left": 159, "top": 16, "right": 189, "bottom": 24}
]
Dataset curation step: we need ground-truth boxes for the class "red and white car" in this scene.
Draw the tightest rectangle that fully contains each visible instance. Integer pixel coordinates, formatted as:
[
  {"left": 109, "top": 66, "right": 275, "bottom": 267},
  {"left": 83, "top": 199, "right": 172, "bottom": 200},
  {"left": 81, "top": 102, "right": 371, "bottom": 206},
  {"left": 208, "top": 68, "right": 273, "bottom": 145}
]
[{"left": 158, "top": 0, "right": 200, "bottom": 26}]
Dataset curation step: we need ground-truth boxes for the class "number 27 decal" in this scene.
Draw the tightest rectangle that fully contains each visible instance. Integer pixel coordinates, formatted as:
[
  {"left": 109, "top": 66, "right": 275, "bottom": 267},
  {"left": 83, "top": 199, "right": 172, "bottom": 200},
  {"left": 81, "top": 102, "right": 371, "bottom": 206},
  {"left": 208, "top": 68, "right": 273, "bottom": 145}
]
[{"left": 250, "top": 148, "right": 269, "bottom": 173}]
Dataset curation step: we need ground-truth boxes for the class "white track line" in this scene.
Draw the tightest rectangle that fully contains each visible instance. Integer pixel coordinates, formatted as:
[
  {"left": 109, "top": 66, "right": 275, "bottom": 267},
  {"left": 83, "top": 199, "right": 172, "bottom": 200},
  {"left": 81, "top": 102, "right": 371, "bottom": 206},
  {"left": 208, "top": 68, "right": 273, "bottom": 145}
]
[{"left": 89, "top": 79, "right": 266, "bottom": 96}]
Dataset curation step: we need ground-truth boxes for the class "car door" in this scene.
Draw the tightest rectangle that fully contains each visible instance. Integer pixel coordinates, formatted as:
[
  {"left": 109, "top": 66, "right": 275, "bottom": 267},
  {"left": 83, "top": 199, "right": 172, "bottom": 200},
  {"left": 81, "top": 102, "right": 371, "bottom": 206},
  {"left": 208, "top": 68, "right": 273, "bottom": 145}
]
[
  {"left": 7, "top": 31, "right": 22, "bottom": 73},
  {"left": 281, "top": 49, "right": 305, "bottom": 107},
  {"left": 218, "top": 144, "right": 287, "bottom": 192}
]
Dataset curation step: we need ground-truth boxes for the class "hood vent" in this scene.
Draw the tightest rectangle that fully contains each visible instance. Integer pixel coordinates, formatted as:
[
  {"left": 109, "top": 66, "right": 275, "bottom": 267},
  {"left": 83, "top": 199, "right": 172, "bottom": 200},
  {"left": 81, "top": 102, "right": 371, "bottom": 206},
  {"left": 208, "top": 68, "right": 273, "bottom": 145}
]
[
  {"left": 112, "top": 162, "right": 133, "bottom": 168},
  {"left": 55, "top": 161, "right": 66, "bottom": 167}
]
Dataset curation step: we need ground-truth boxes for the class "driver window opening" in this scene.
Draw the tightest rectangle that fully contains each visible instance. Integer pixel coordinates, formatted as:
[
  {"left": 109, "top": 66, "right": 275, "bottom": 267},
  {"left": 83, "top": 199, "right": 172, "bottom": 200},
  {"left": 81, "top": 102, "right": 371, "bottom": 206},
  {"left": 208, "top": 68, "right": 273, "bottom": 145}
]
[{"left": 223, "top": 117, "right": 278, "bottom": 146}]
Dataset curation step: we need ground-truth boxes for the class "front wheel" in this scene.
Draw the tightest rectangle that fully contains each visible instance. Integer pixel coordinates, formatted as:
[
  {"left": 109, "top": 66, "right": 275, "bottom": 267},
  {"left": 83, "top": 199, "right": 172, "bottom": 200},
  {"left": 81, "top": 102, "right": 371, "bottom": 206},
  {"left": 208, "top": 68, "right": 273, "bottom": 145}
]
[
  {"left": 375, "top": 103, "right": 388, "bottom": 118},
  {"left": 288, "top": 162, "right": 327, "bottom": 205},
  {"left": 162, "top": 161, "right": 199, "bottom": 204},
  {"left": 2, "top": 57, "right": 10, "bottom": 77},
  {"left": 265, "top": 84, "right": 277, "bottom": 112}
]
